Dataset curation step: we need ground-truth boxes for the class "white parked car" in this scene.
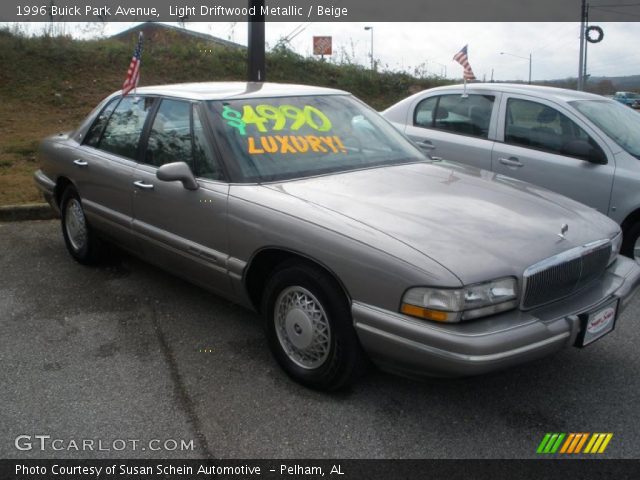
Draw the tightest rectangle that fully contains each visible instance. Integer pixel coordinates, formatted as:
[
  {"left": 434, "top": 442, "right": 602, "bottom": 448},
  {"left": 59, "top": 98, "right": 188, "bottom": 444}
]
[{"left": 383, "top": 84, "right": 640, "bottom": 260}]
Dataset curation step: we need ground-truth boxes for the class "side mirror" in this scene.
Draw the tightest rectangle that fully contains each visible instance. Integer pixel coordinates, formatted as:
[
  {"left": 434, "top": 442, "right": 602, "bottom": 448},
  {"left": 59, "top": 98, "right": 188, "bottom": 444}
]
[
  {"left": 156, "top": 162, "right": 199, "bottom": 190},
  {"left": 561, "top": 140, "right": 607, "bottom": 165}
]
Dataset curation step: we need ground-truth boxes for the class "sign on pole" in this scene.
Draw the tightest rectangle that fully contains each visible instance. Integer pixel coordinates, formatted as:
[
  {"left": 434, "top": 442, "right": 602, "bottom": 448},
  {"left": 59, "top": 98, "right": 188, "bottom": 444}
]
[{"left": 313, "top": 36, "right": 332, "bottom": 56}]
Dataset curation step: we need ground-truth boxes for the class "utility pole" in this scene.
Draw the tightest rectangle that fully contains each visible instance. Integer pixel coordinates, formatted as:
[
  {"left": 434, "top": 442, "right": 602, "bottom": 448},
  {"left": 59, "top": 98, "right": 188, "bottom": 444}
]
[
  {"left": 248, "top": 0, "right": 265, "bottom": 82},
  {"left": 577, "top": 0, "right": 586, "bottom": 90},
  {"left": 583, "top": 2, "right": 590, "bottom": 87}
]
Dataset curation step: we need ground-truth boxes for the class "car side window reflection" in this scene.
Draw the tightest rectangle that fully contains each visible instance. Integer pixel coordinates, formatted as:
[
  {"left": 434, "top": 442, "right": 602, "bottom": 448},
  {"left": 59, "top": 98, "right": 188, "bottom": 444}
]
[
  {"left": 97, "top": 96, "right": 154, "bottom": 159},
  {"left": 414, "top": 94, "right": 494, "bottom": 139},
  {"left": 414, "top": 96, "right": 437, "bottom": 128},
  {"left": 145, "top": 99, "right": 193, "bottom": 169},
  {"left": 84, "top": 98, "right": 119, "bottom": 147},
  {"left": 505, "top": 98, "right": 604, "bottom": 161},
  {"left": 192, "top": 107, "right": 223, "bottom": 180}
]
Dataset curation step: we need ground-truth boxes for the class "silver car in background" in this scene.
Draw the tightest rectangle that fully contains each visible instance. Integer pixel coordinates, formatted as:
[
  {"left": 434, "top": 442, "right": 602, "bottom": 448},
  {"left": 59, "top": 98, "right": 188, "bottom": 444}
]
[
  {"left": 34, "top": 82, "right": 640, "bottom": 390},
  {"left": 383, "top": 84, "right": 640, "bottom": 260}
]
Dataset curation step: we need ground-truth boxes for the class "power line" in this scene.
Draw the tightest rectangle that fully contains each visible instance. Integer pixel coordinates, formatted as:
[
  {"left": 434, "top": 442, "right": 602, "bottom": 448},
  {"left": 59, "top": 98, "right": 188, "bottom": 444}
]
[
  {"left": 589, "top": 2, "right": 640, "bottom": 6},
  {"left": 532, "top": 26, "right": 578, "bottom": 55},
  {"left": 282, "top": 22, "right": 311, "bottom": 44},
  {"left": 590, "top": 5, "right": 640, "bottom": 15}
]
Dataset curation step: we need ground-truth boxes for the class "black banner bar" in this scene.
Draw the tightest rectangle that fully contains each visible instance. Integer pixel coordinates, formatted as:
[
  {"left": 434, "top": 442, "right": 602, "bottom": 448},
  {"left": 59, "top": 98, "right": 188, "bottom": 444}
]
[
  {"left": 3, "top": 459, "right": 640, "bottom": 480},
  {"left": 2, "top": 0, "right": 640, "bottom": 22}
]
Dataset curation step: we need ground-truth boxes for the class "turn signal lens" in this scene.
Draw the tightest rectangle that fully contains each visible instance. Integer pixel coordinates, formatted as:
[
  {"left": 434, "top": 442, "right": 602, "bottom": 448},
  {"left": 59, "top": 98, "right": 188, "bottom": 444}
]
[
  {"left": 400, "top": 304, "right": 457, "bottom": 322},
  {"left": 608, "top": 231, "right": 622, "bottom": 266}
]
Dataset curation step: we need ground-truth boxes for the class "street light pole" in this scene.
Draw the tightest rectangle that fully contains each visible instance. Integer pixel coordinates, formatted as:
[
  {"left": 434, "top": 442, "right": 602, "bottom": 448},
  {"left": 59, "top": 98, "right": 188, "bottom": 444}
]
[
  {"left": 364, "top": 26, "right": 374, "bottom": 70},
  {"left": 500, "top": 51, "right": 532, "bottom": 84},
  {"left": 429, "top": 60, "right": 447, "bottom": 78}
]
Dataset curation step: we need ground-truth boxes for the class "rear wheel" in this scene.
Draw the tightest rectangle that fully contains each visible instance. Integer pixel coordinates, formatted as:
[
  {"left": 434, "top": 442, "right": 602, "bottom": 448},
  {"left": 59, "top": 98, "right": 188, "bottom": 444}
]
[
  {"left": 60, "top": 186, "right": 103, "bottom": 264},
  {"left": 262, "top": 262, "right": 367, "bottom": 391},
  {"left": 622, "top": 221, "right": 640, "bottom": 262}
]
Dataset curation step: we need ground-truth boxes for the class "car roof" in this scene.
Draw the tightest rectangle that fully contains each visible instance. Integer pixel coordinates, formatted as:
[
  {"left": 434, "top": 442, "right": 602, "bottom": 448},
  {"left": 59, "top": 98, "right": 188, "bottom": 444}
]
[
  {"left": 425, "top": 83, "right": 608, "bottom": 104},
  {"left": 128, "top": 82, "right": 348, "bottom": 100}
]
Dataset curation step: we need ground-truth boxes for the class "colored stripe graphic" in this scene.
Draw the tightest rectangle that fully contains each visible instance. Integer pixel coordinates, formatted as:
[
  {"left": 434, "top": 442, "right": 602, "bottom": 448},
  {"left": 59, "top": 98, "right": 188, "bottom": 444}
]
[
  {"left": 584, "top": 433, "right": 613, "bottom": 454},
  {"left": 537, "top": 433, "right": 565, "bottom": 454},
  {"left": 537, "top": 433, "right": 612, "bottom": 454},
  {"left": 536, "top": 433, "right": 552, "bottom": 454},
  {"left": 560, "top": 433, "right": 575, "bottom": 453}
]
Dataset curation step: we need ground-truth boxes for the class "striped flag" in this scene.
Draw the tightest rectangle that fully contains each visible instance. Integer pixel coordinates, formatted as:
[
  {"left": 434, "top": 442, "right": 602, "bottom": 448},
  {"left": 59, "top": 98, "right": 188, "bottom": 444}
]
[
  {"left": 453, "top": 45, "right": 476, "bottom": 81},
  {"left": 122, "top": 32, "right": 144, "bottom": 96}
]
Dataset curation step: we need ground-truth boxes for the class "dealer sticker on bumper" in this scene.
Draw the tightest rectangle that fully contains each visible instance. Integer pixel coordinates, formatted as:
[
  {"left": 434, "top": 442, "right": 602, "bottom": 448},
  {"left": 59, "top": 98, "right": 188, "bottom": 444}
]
[{"left": 576, "top": 299, "right": 618, "bottom": 347}]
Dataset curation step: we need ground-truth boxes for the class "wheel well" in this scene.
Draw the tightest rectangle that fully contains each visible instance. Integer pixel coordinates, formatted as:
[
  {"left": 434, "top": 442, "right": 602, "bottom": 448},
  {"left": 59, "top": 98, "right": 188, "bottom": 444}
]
[
  {"left": 244, "top": 248, "right": 350, "bottom": 313},
  {"left": 54, "top": 177, "right": 73, "bottom": 207},
  {"left": 621, "top": 207, "right": 640, "bottom": 234}
]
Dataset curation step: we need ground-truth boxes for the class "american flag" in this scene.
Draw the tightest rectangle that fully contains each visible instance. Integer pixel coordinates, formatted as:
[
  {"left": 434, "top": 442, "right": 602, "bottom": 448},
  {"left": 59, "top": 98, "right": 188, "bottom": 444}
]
[
  {"left": 122, "top": 32, "right": 143, "bottom": 96},
  {"left": 453, "top": 45, "right": 476, "bottom": 81}
]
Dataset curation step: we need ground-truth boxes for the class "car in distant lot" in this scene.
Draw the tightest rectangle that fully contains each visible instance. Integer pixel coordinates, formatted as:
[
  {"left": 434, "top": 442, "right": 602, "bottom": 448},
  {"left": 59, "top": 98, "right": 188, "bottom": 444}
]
[
  {"left": 34, "top": 82, "right": 640, "bottom": 390},
  {"left": 383, "top": 84, "right": 640, "bottom": 261},
  {"left": 613, "top": 91, "right": 640, "bottom": 109}
]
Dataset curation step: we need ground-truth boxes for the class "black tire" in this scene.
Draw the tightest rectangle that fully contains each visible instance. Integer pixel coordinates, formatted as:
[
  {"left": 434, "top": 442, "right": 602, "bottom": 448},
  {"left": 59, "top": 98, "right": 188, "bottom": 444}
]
[
  {"left": 60, "top": 186, "right": 103, "bottom": 265},
  {"left": 262, "top": 261, "right": 367, "bottom": 391},
  {"left": 621, "top": 221, "right": 640, "bottom": 260}
]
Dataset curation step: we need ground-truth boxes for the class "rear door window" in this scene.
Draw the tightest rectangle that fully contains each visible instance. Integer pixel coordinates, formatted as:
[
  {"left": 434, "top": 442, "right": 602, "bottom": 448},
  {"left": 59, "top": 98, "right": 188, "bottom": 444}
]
[
  {"left": 84, "top": 98, "right": 119, "bottom": 147},
  {"left": 97, "top": 96, "right": 155, "bottom": 160},
  {"left": 414, "top": 94, "right": 494, "bottom": 139}
]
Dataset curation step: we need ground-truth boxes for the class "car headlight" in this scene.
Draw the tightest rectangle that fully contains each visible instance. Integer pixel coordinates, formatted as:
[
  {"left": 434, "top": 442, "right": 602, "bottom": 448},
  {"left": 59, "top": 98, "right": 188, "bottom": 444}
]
[
  {"left": 400, "top": 277, "right": 519, "bottom": 323},
  {"left": 608, "top": 230, "right": 623, "bottom": 266}
]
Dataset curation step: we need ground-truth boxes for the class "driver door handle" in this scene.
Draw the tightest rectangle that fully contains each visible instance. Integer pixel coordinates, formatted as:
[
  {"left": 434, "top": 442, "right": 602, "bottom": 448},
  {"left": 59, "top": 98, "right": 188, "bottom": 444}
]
[
  {"left": 416, "top": 140, "right": 436, "bottom": 150},
  {"left": 73, "top": 159, "right": 88, "bottom": 167},
  {"left": 133, "top": 180, "right": 154, "bottom": 190},
  {"left": 499, "top": 157, "right": 524, "bottom": 168}
]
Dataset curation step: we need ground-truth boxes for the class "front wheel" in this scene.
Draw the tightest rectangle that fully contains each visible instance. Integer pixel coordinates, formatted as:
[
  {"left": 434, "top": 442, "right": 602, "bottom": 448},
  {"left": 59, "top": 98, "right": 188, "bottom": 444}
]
[
  {"left": 621, "top": 221, "right": 640, "bottom": 262},
  {"left": 262, "top": 262, "right": 367, "bottom": 391}
]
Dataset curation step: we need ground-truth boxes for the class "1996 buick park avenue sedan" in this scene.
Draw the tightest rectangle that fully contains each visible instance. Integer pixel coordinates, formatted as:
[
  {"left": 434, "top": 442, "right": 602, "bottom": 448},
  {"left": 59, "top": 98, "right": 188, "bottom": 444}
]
[{"left": 34, "top": 82, "right": 640, "bottom": 390}]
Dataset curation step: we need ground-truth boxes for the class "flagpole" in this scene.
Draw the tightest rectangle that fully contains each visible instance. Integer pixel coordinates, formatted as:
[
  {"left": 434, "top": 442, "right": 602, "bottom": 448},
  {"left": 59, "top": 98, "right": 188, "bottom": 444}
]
[
  {"left": 134, "top": 32, "right": 142, "bottom": 97},
  {"left": 122, "top": 31, "right": 143, "bottom": 98},
  {"left": 453, "top": 45, "right": 474, "bottom": 98}
]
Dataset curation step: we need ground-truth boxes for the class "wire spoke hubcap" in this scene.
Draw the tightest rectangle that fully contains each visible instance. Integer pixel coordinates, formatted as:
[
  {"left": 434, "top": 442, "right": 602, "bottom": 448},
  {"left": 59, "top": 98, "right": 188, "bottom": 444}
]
[
  {"left": 274, "top": 286, "right": 331, "bottom": 370},
  {"left": 65, "top": 198, "right": 87, "bottom": 252}
]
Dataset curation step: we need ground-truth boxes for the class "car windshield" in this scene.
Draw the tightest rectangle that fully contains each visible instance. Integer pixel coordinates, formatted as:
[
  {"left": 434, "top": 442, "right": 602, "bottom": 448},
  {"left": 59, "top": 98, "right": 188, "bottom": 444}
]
[
  {"left": 208, "top": 95, "right": 425, "bottom": 182},
  {"left": 571, "top": 99, "right": 640, "bottom": 158}
]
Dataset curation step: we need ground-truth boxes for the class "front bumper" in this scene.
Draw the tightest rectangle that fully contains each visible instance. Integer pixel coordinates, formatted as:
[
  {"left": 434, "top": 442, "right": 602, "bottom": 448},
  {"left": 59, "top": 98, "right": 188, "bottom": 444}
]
[{"left": 353, "top": 256, "right": 640, "bottom": 378}]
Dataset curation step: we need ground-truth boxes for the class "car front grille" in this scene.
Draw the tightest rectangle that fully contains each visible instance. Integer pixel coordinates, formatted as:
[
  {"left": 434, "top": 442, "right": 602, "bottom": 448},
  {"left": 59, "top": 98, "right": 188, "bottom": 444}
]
[{"left": 522, "top": 240, "right": 611, "bottom": 310}]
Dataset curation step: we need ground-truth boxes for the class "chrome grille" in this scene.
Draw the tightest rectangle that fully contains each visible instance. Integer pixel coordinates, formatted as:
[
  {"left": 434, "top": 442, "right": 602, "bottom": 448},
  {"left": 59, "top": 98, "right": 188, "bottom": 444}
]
[{"left": 522, "top": 240, "right": 611, "bottom": 310}]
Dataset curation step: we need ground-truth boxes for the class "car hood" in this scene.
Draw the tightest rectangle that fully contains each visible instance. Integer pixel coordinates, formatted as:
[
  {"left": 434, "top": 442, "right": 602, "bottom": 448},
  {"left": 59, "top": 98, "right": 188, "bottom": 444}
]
[{"left": 266, "top": 161, "right": 619, "bottom": 284}]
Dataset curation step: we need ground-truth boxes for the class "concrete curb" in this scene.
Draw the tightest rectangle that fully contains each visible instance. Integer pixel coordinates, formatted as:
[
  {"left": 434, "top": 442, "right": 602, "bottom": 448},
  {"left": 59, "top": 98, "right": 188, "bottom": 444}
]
[{"left": 0, "top": 203, "right": 58, "bottom": 222}]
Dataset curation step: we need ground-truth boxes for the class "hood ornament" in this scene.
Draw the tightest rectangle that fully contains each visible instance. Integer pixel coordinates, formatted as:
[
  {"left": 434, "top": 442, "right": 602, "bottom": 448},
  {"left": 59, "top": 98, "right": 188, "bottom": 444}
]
[{"left": 557, "top": 223, "right": 569, "bottom": 240}]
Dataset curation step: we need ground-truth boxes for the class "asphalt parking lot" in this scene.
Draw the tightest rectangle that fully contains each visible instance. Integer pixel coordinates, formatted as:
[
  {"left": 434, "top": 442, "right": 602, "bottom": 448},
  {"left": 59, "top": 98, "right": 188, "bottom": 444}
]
[{"left": 1, "top": 219, "right": 640, "bottom": 459}]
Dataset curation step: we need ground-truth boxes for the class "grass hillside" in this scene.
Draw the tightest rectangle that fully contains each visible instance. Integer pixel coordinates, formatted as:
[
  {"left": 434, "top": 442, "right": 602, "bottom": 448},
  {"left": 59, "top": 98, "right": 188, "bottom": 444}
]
[{"left": 0, "top": 29, "right": 448, "bottom": 205}]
